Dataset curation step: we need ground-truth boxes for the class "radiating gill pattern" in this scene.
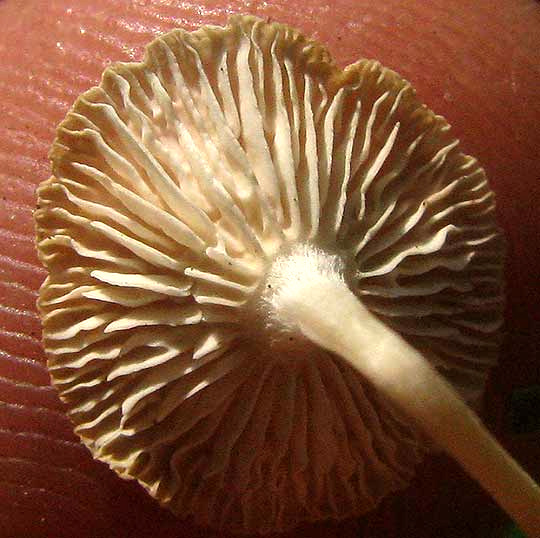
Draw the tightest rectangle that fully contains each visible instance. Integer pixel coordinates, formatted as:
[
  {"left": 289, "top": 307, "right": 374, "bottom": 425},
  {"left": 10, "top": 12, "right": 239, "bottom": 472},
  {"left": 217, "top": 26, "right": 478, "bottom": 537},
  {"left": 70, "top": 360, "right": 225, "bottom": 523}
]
[{"left": 36, "top": 15, "right": 503, "bottom": 533}]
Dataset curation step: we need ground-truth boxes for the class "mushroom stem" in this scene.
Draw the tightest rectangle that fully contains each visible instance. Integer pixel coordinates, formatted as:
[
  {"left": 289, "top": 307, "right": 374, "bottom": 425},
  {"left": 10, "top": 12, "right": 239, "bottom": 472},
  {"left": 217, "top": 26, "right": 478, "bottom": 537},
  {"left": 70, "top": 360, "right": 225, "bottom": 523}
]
[{"left": 268, "top": 252, "right": 540, "bottom": 537}]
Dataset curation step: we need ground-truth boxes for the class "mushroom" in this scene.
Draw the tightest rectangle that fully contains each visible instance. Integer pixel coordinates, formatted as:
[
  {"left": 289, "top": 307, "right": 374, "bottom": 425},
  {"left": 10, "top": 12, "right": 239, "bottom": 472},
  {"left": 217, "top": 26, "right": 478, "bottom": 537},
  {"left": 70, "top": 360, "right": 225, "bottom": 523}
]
[{"left": 35, "top": 15, "right": 540, "bottom": 535}]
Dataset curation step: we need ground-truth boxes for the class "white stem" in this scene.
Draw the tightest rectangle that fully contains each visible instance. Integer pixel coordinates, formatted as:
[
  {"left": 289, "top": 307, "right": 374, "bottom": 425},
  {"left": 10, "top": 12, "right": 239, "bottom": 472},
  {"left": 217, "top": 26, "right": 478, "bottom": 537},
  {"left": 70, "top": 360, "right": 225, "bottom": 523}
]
[{"left": 269, "top": 255, "right": 540, "bottom": 537}]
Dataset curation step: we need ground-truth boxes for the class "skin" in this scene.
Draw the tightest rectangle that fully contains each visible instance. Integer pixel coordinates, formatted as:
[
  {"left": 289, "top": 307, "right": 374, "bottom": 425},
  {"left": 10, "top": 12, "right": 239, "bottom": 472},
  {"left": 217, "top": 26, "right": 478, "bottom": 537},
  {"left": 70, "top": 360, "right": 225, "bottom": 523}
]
[{"left": 0, "top": 1, "right": 539, "bottom": 537}]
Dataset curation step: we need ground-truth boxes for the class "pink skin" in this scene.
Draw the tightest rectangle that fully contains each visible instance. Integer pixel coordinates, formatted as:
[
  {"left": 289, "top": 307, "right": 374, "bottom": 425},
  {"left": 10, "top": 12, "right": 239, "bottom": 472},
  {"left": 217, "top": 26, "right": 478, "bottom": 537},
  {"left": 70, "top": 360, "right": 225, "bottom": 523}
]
[{"left": 0, "top": 1, "right": 539, "bottom": 537}]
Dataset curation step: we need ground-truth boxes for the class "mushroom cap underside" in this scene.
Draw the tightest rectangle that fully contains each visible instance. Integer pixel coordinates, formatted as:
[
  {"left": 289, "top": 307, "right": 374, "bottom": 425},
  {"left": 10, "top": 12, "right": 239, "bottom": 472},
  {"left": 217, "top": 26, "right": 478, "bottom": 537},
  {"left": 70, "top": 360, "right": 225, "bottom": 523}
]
[{"left": 35, "top": 14, "right": 504, "bottom": 533}]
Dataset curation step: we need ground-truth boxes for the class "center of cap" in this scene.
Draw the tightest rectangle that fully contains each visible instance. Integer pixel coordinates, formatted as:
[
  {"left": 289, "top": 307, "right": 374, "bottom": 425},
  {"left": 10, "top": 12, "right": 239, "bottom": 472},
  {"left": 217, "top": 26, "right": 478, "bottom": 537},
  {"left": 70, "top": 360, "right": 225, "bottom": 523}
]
[{"left": 252, "top": 243, "right": 348, "bottom": 351}]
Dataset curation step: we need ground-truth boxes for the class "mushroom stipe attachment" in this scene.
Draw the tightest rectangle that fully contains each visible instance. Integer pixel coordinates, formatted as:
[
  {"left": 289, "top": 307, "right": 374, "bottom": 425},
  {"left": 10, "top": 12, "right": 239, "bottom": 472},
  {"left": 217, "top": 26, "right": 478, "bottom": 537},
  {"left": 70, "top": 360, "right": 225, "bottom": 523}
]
[{"left": 35, "top": 15, "right": 540, "bottom": 536}]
